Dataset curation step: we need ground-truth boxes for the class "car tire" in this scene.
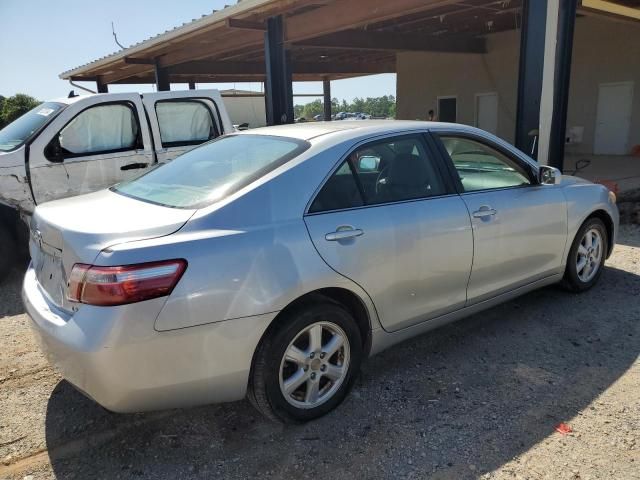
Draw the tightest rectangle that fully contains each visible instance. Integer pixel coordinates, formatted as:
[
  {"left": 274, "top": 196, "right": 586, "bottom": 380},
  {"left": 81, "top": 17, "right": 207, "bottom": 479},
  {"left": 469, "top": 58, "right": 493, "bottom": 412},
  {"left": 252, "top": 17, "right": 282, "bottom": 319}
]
[
  {"left": 0, "top": 227, "right": 15, "bottom": 281},
  {"left": 562, "top": 217, "right": 608, "bottom": 293},
  {"left": 248, "top": 300, "right": 363, "bottom": 423}
]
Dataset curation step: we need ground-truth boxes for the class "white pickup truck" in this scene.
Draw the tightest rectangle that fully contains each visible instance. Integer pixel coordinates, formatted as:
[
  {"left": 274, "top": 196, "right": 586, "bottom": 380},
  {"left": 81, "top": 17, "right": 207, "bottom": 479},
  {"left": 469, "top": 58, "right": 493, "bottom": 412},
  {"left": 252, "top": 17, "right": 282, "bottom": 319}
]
[{"left": 0, "top": 90, "right": 233, "bottom": 278}]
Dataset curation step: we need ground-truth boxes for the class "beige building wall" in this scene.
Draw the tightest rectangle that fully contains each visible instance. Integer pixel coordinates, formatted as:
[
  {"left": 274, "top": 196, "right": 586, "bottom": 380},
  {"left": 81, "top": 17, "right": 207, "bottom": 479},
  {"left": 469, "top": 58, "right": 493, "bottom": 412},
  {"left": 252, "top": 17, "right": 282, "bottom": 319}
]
[
  {"left": 566, "top": 16, "right": 640, "bottom": 155},
  {"left": 396, "top": 15, "right": 640, "bottom": 155}
]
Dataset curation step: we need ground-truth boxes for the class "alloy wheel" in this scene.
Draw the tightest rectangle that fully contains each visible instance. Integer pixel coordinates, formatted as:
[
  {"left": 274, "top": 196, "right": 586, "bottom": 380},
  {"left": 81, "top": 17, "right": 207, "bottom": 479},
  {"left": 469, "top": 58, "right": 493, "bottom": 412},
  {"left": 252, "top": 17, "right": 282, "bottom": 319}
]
[
  {"left": 279, "top": 321, "right": 350, "bottom": 409},
  {"left": 576, "top": 227, "right": 603, "bottom": 283}
]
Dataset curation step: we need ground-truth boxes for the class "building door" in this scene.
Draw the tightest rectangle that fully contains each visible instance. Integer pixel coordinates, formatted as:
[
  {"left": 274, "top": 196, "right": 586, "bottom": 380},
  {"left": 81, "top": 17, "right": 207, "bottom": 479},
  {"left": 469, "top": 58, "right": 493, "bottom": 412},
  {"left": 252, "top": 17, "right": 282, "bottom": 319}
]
[
  {"left": 594, "top": 82, "right": 634, "bottom": 155},
  {"left": 475, "top": 93, "right": 498, "bottom": 134},
  {"left": 437, "top": 96, "right": 457, "bottom": 122}
]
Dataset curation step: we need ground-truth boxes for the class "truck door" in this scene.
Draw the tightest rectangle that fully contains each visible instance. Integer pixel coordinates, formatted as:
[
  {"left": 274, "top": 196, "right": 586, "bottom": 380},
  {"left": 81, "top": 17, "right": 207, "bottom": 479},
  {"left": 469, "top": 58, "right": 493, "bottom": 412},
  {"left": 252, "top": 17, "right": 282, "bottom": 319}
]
[
  {"left": 142, "top": 90, "right": 232, "bottom": 164},
  {"left": 27, "top": 94, "right": 154, "bottom": 205}
]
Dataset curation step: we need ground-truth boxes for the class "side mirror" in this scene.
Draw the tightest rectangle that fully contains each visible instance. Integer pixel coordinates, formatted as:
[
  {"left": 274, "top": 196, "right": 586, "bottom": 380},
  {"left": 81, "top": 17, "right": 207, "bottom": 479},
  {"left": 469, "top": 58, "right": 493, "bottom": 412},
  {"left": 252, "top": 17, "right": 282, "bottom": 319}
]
[
  {"left": 45, "top": 136, "right": 65, "bottom": 163},
  {"left": 358, "top": 155, "right": 380, "bottom": 172},
  {"left": 539, "top": 165, "right": 561, "bottom": 185}
]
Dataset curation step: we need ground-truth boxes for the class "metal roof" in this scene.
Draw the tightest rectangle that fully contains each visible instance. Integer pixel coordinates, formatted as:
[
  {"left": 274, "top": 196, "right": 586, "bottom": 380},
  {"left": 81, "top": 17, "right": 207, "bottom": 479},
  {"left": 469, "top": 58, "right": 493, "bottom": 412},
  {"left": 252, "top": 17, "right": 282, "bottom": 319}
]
[
  {"left": 60, "top": 0, "right": 273, "bottom": 79},
  {"left": 60, "top": 0, "right": 639, "bottom": 86}
]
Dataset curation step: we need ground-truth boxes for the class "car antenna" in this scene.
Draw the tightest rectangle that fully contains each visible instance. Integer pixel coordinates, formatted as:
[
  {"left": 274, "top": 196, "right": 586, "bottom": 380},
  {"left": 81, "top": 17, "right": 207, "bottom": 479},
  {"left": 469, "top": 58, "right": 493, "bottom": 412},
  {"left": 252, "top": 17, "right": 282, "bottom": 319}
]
[{"left": 68, "top": 90, "right": 78, "bottom": 98}]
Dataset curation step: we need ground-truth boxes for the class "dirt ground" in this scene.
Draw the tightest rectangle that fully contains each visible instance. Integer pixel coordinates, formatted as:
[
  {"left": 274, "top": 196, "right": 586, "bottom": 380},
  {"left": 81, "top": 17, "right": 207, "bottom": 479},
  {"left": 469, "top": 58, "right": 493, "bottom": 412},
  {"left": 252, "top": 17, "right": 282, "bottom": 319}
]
[{"left": 1, "top": 226, "right": 639, "bottom": 480}]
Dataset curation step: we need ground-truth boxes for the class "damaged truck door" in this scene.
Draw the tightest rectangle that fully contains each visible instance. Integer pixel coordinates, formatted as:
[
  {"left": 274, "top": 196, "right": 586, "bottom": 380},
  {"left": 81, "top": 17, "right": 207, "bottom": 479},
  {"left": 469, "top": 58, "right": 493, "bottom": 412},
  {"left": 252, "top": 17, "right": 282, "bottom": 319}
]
[
  {"left": 0, "top": 89, "right": 232, "bottom": 279},
  {"left": 28, "top": 94, "right": 153, "bottom": 204}
]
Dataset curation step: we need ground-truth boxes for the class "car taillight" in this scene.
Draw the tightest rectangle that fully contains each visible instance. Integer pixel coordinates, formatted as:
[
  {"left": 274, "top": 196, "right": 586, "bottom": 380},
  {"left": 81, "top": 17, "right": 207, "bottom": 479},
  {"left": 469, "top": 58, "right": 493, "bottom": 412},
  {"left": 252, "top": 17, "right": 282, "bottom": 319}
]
[{"left": 67, "top": 260, "right": 187, "bottom": 306}]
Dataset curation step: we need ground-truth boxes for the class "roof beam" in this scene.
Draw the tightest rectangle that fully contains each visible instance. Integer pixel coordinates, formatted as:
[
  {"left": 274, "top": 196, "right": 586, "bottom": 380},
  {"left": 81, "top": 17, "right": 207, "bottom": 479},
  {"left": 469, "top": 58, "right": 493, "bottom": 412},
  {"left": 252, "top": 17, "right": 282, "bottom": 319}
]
[
  {"left": 156, "top": 30, "right": 265, "bottom": 69},
  {"left": 168, "top": 59, "right": 396, "bottom": 75},
  {"left": 225, "top": 18, "right": 266, "bottom": 30},
  {"left": 123, "top": 57, "right": 156, "bottom": 65},
  {"left": 79, "top": 0, "right": 477, "bottom": 84},
  {"left": 295, "top": 29, "right": 487, "bottom": 53},
  {"left": 150, "top": 0, "right": 463, "bottom": 69},
  {"left": 580, "top": 0, "right": 640, "bottom": 20},
  {"left": 108, "top": 73, "right": 364, "bottom": 83},
  {"left": 285, "top": 0, "right": 464, "bottom": 42}
]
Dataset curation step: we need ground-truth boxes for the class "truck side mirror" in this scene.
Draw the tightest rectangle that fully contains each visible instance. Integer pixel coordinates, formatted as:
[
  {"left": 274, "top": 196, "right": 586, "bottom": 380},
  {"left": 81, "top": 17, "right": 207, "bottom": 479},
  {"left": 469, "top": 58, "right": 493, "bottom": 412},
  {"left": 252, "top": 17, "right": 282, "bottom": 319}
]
[{"left": 45, "top": 135, "right": 65, "bottom": 163}]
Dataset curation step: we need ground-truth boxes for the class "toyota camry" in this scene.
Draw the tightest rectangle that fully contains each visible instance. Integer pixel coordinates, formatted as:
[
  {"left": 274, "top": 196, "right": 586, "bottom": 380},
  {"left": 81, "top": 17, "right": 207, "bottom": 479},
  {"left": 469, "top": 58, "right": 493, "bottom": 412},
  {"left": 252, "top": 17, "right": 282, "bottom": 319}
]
[{"left": 23, "top": 121, "right": 619, "bottom": 423}]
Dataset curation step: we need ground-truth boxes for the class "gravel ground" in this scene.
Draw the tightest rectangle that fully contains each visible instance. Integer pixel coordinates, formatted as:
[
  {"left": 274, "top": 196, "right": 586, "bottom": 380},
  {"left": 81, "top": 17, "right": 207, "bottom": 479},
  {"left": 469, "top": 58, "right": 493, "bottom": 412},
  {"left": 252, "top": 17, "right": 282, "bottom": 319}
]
[{"left": 1, "top": 226, "right": 639, "bottom": 480}]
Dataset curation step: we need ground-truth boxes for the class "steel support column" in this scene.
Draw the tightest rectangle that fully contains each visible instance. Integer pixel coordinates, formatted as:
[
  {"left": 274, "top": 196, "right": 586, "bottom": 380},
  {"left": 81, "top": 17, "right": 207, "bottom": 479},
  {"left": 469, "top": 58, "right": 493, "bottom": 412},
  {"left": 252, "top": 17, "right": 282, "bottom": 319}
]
[
  {"left": 96, "top": 76, "right": 108, "bottom": 93},
  {"left": 155, "top": 61, "right": 170, "bottom": 91},
  {"left": 515, "top": 0, "right": 547, "bottom": 158},
  {"left": 323, "top": 78, "right": 332, "bottom": 121},
  {"left": 544, "top": 0, "right": 578, "bottom": 171},
  {"left": 264, "top": 15, "right": 293, "bottom": 125}
]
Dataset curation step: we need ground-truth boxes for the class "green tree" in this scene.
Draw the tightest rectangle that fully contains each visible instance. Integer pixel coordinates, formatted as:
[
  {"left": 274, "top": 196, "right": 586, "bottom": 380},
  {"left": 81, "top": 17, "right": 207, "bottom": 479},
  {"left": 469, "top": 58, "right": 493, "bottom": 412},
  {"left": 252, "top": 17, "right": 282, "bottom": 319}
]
[
  {"left": 331, "top": 97, "right": 340, "bottom": 113},
  {"left": 293, "top": 95, "right": 397, "bottom": 121},
  {"left": 0, "top": 94, "right": 40, "bottom": 128},
  {"left": 294, "top": 104, "right": 305, "bottom": 118},
  {"left": 0, "top": 96, "right": 5, "bottom": 128},
  {"left": 302, "top": 99, "right": 324, "bottom": 119}
]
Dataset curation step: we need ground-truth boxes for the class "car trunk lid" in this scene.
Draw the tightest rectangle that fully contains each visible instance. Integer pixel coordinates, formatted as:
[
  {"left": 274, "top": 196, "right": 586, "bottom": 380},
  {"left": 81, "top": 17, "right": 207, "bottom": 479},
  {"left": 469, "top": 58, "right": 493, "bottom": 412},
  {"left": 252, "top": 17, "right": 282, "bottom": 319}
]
[{"left": 29, "top": 189, "right": 195, "bottom": 311}]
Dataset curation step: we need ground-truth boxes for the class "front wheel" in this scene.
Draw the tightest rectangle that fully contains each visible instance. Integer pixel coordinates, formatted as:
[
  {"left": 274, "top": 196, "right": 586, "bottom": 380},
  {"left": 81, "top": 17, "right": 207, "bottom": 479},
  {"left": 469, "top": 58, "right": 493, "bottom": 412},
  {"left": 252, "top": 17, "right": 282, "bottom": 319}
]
[
  {"left": 248, "top": 301, "right": 362, "bottom": 423},
  {"left": 562, "top": 217, "right": 608, "bottom": 292}
]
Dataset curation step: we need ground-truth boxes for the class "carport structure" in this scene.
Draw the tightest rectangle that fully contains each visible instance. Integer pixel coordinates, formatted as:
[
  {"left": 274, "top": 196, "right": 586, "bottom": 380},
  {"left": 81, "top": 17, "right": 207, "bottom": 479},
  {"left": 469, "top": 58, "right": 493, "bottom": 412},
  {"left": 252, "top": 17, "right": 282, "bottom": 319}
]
[{"left": 60, "top": 0, "right": 640, "bottom": 169}]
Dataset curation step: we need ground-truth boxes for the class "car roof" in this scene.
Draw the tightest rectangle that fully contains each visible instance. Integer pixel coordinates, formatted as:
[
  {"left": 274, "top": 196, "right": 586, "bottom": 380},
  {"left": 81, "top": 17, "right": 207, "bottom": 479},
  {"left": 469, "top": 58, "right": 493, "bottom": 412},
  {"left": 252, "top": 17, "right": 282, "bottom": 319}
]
[{"left": 237, "top": 120, "right": 464, "bottom": 141}]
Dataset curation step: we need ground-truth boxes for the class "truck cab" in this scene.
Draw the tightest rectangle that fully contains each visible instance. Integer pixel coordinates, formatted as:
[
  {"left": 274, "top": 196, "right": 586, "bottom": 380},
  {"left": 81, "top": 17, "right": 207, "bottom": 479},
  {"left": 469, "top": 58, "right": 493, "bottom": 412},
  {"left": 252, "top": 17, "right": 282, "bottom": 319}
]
[{"left": 0, "top": 90, "right": 233, "bottom": 277}]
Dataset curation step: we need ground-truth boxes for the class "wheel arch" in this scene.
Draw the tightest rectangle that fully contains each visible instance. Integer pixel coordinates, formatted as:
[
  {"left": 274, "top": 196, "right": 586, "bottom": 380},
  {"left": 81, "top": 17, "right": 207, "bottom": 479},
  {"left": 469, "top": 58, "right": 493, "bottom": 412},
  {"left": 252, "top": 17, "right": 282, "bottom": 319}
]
[
  {"left": 253, "top": 287, "right": 373, "bottom": 366},
  {"left": 585, "top": 209, "right": 615, "bottom": 258}
]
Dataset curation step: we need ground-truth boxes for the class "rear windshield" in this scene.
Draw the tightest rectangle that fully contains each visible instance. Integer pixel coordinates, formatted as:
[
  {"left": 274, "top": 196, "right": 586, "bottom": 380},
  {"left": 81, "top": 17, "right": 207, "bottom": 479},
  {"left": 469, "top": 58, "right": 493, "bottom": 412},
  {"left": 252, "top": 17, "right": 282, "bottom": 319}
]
[
  {"left": 0, "top": 102, "right": 66, "bottom": 152},
  {"left": 113, "top": 134, "right": 309, "bottom": 208}
]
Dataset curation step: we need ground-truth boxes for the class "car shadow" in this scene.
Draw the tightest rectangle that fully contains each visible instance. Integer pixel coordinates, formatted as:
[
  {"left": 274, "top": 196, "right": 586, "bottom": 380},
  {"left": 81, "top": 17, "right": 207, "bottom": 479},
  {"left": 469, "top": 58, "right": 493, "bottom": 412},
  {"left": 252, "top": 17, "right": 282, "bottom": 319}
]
[
  {"left": 44, "top": 265, "right": 640, "bottom": 479},
  {"left": 616, "top": 225, "right": 640, "bottom": 248},
  {"left": 0, "top": 259, "right": 29, "bottom": 317}
]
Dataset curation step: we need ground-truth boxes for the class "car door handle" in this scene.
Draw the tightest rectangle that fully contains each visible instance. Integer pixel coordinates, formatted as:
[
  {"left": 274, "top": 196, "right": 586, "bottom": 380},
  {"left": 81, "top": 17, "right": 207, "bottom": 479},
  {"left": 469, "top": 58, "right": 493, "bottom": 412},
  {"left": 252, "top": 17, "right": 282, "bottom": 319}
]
[
  {"left": 325, "top": 227, "right": 364, "bottom": 241},
  {"left": 120, "top": 162, "right": 149, "bottom": 171},
  {"left": 472, "top": 206, "right": 497, "bottom": 218}
]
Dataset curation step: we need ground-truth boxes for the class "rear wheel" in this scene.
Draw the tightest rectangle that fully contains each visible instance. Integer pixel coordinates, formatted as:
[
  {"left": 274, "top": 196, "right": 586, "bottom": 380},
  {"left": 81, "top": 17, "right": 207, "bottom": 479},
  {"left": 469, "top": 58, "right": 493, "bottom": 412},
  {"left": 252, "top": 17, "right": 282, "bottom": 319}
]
[
  {"left": 248, "top": 301, "right": 362, "bottom": 423},
  {"left": 562, "top": 217, "right": 608, "bottom": 292}
]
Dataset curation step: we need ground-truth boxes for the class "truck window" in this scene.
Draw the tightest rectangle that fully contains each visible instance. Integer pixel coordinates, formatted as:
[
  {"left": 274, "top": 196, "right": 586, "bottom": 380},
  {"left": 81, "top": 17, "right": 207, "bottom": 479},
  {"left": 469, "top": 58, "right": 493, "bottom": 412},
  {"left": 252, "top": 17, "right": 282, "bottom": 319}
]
[
  {"left": 155, "top": 100, "right": 217, "bottom": 148},
  {"left": 58, "top": 103, "right": 140, "bottom": 156}
]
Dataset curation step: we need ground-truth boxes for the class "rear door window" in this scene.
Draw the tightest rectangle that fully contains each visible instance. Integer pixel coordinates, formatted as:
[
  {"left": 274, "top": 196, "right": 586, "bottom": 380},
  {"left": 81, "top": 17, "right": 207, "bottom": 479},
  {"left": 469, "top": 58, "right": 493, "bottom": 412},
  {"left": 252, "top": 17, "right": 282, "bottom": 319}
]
[
  {"left": 155, "top": 100, "right": 217, "bottom": 148},
  {"left": 309, "top": 135, "right": 447, "bottom": 213}
]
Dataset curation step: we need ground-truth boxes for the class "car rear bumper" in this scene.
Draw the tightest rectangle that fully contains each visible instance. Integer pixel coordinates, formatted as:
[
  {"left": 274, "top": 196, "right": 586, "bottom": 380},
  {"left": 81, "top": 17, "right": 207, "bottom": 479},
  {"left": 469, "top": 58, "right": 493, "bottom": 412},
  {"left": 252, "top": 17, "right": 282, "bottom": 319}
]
[{"left": 22, "top": 265, "right": 275, "bottom": 413}]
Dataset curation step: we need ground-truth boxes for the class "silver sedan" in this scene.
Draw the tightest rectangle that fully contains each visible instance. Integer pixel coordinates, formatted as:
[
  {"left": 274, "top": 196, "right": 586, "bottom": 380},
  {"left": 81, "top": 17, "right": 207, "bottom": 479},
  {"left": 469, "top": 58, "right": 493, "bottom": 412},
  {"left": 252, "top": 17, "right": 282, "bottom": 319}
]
[{"left": 23, "top": 121, "right": 619, "bottom": 423}]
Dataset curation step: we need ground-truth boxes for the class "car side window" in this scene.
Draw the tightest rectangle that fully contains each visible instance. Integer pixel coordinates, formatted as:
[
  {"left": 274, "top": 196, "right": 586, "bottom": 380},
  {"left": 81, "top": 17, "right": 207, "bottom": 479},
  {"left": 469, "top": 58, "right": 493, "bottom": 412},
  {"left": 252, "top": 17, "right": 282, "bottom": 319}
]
[
  {"left": 58, "top": 103, "right": 140, "bottom": 156},
  {"left": 155, "top": 100, "right": 216, "bottom": 148},
  {"left": 309, "top": 135, "right": 446, "bottom": 213},
  {"left": 309, "top": 161, "right": 364, "bottom": 213},
  {"left": 438, "top": 136, "right": 531, "bottom": 192}
]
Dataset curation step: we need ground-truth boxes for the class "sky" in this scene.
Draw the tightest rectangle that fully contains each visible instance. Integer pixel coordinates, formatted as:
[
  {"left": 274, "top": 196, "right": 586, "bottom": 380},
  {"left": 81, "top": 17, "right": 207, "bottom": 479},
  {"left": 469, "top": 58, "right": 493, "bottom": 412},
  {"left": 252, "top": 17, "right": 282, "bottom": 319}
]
[{"left": 0, "top": 0, "right": 396, "bottom": 104}]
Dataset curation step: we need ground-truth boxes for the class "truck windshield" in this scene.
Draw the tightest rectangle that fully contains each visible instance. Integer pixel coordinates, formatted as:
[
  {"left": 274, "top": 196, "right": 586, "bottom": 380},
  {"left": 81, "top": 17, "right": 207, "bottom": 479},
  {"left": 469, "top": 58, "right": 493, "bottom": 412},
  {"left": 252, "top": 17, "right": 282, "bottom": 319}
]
[
  {"left": 113, "top": 134, "right": 310, "bottom": 209},
  {"left": 0, "top": 102, "right": 66, "bottom": 152}
]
